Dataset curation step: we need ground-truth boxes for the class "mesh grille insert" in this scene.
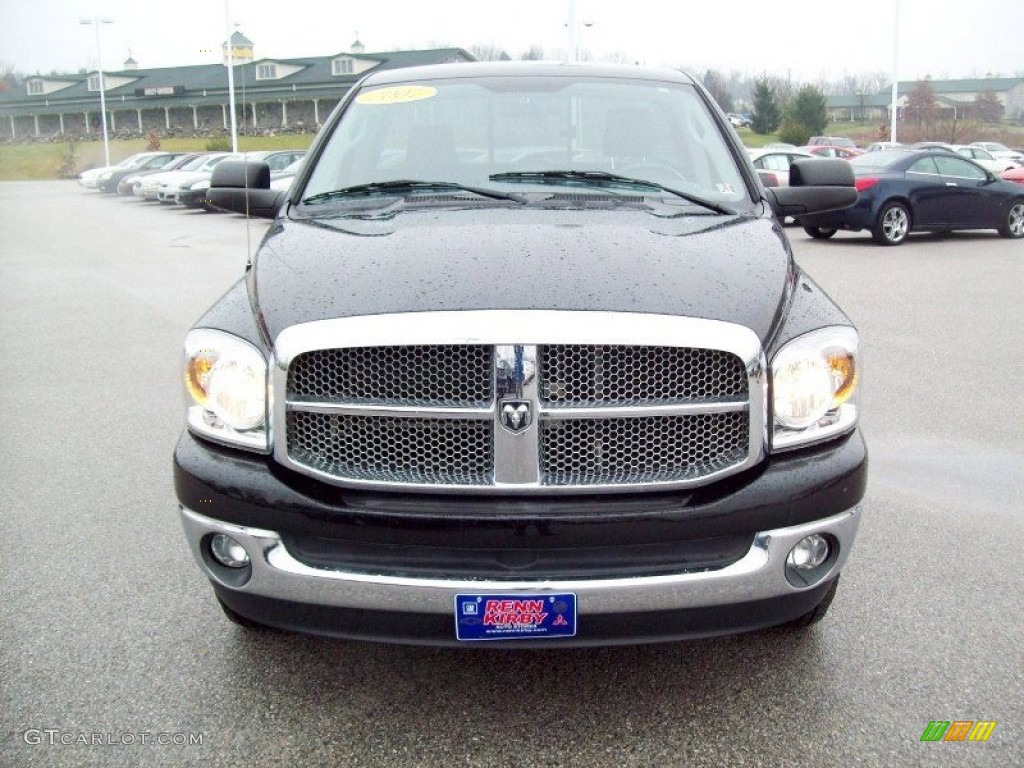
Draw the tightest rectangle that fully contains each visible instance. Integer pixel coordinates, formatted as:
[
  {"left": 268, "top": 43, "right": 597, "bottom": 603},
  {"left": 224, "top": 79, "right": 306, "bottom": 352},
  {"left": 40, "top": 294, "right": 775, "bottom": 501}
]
[
  {"left": 288, "top": 412, "right": 493, "bottom": 485},
  {"left": 539, "top": 345, "right": 747, "bottom": 404},
  {"left": 288, "top": 345, "right": 493, "bottom": 406},
  {"left": 540, "top": 413, "right": 749, "bottom": 486}
]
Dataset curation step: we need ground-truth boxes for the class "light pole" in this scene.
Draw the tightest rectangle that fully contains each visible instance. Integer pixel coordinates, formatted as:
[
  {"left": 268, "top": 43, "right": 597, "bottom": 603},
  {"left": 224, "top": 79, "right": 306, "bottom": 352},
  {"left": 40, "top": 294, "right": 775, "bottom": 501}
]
[
  {"left": 80, "top": 17, "right": 113, "bottom": 167},
  {"left": 889, "top": 0, "right": 900, "bottom": 143}
]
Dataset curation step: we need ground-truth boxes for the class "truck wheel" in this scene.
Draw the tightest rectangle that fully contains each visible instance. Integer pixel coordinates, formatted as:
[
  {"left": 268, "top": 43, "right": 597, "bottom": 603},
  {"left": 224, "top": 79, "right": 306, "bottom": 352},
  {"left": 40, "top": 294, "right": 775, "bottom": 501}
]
[
  {"left": 785, "top": 576, "right": 840, "bottom": 629},
  {"left": 803, "top": 225, "right": 837, "bottom": 239},
  {"left": 997, "top": 200, "right": 1024, "bottom": 238},
  {"left": 872, "top": 202, "right": 910, "bottom": 245},
  {"left": 216, "top": 596, "right": 267, "bottom": 630}
]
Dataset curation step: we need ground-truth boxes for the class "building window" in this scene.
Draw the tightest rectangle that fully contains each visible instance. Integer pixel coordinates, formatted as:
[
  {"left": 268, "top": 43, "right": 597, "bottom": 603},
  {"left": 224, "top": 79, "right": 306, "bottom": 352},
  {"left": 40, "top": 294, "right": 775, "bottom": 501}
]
[
  {"left": 87, "top": 75, "right": 102, "bottom": 91},
  {"left": 27, "top": 80, "right": 44, "bottom": 95},
  {"left": 256, "top": 63, "right": 277, "bottom": 80},
  {"left": 332, "top": 59, "right": 354, "bottom": 76}
]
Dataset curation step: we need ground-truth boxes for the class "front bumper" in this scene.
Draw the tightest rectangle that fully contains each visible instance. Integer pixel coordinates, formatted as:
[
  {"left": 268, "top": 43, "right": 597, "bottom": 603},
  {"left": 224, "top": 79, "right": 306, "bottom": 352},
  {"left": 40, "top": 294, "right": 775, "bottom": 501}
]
[
  {"left": 175, "top": 428, "right": 866, "bottom": 645},
  {"left": 182, "top": 505, "right": 859, "bottom": 645}
]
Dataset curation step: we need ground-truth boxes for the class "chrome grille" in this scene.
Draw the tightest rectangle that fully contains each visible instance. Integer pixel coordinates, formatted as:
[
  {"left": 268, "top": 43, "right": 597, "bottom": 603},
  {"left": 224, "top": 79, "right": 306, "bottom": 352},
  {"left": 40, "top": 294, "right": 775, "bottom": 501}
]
[
  {"left": 288, "top": 412, "right": 493, "bottom": 485},
  {"left": 289, "top": 345, "right": 492, "bottom": 405},
  {"left": 275, "top": 311, "right": 765, "bottom": 494},
  {"left": 540, "top": 345, "right": 747, "bottom": 404},
  {"left": 540, "top": 413, "right": 749, "bottom": 486}
]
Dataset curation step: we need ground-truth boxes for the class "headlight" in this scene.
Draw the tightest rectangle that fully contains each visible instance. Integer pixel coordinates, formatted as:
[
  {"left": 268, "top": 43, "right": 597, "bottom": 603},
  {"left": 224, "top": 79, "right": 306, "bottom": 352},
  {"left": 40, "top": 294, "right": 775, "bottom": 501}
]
[
  {"left": 184, "top": 329, "right": 269, "bottom": 451},
  {"left": 771, "top": 326, "right": 859, "bottom": 451}
]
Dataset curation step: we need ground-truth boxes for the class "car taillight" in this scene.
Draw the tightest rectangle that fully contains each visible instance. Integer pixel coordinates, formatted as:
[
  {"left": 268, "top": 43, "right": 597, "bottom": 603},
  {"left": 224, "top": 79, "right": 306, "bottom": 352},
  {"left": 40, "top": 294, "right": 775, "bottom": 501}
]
[{"left": 854, "top": 177, "right": 879, "bottom": 192}]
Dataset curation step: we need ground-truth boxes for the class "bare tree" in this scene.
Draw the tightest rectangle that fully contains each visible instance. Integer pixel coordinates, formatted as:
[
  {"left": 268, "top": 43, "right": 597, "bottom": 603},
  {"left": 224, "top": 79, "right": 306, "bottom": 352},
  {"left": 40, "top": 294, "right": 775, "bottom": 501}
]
[
  {"left": 904, "top": 79, "right": 938, "bottom": 129},
  {"left": 701, "top": 69, "right": 734, "bottom": 113},
  {"left": 469, "top": 43, "right": 510, "bottom": 61},
  {"left": 520, "top": 45, "right": 545, "bottom": 61}
]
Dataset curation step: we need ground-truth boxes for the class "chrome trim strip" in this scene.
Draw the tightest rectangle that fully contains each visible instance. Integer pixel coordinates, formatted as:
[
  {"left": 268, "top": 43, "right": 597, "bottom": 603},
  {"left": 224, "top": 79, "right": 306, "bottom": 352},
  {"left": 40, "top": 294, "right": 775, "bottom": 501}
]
[
  {"left": 539, "top": 401, "right": 749, "bottom": 419},
  {"left": 186, "top": 407, "right": 270, "bottom": 454},
  {"left": 181, "top": 506, "right": 861, "bottom": 614},
  {"left": 494, "top": 344, "right": 541, "bottom": 485},
  {"left": 271, "top": 311, "right": 768, "bottom": 495},
  {"left": 286, "top": 401, "right": 494, "bottom": 420}
]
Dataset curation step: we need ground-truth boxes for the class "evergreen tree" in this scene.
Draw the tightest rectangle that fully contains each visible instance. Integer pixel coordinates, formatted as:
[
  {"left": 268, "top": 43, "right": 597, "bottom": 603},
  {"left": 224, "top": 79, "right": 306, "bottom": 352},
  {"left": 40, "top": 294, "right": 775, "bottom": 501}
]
[
  {"left": 751, "top": 79, "right": 782, "bottom": 135},
  {"left": 786, "top": 85, "right": 828, "bottom": 136},
  {"left": 972, "top": 90, "right": 1003, "bottom": 123}
]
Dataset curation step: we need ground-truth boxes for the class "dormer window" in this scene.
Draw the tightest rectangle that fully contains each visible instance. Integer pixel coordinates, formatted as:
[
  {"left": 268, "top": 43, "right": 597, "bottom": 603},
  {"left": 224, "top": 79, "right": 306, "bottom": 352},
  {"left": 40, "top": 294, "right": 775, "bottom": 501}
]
[
  {"left": 332, "top": 58, "right": 354, "bottom": 76},
  {"left": 87, "top": 75, "right": 103, "bottom": 91},
  {"left": 255, "top": 63, "right": 277, "bottom": 80},
  {"left": 27, "top": 80, "right": 44, "bottom": 95}
]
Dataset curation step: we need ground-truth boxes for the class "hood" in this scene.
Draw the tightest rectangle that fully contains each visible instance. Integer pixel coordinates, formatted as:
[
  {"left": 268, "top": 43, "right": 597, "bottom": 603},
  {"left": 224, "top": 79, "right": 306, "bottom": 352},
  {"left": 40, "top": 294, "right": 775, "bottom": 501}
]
[{"left": 251, "top": 206, "right": 795, "bottom": 344}]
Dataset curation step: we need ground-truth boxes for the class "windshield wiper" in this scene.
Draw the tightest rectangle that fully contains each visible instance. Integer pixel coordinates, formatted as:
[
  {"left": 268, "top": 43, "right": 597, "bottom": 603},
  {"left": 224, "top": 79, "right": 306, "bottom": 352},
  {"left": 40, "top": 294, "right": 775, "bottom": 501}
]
[
  {"left": 489, "top": 170, "right": 736, "bottom": 215},
  {"left": 302, "top": 180, "right": 526, "bottom": 205}
]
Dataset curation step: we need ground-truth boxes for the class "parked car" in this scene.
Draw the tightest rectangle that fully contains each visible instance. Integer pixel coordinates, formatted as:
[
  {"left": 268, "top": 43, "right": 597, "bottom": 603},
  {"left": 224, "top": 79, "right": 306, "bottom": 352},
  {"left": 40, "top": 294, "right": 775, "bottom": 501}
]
[
  {"left": 865, "top": 141, "right": 904, "bottom": 153},
  {"left": 96, "top": 152, "right": 186, "bottom": 193},
  {"left": 808, "top": 136, "right": 857, "bottom": 149},
  {"left": 136, "top": 153, "right": 234, "bottom": 202},
  {"left": 1001, "top": 167, "right": 1024, "bottom": 185},
  {"left": 969, "top": 141, "right": 1024, "bottom": 164},
  {"left": 184, "top": 62, "right": 862, "bottom": 646},
  {"left": 800, "top": 148, "right": 1024, "bottom": 245},
  {"left": 800, "top": 145, "right": 864, "bottom": 159},
  {"left": 177, "top": 151, "right": 306, "bottom": 209},
  {"left": 748, "top": 148, "right": 815, "bottom": 186},
  {"left": 726, "top": 113, "right": 752, "bottom": 128},
  {"left": 117, "top": 154, "right": 204, "bottom": 196},
  {"left": 135, "top": 153, "right": 227, "bottom": 200},
  {"left": 951, "top": 145, "right": 1020, "bottom": 173},
  {"left": 78, "top": 152, "right": 164, "bottom": 189}
]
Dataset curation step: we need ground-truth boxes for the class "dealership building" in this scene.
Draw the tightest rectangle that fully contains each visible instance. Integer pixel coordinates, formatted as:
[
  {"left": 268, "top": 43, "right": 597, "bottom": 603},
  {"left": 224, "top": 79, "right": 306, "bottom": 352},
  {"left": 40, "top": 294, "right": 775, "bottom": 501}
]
[{"left": 0, "top": 36, "right": 473, "bottom": 141}]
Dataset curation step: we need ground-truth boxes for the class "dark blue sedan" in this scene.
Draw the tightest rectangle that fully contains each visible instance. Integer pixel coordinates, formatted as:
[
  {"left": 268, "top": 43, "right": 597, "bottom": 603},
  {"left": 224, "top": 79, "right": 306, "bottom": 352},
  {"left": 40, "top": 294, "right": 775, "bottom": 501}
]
[{"left": 800, "top": 149, "right": 1024, "bottom": 245}]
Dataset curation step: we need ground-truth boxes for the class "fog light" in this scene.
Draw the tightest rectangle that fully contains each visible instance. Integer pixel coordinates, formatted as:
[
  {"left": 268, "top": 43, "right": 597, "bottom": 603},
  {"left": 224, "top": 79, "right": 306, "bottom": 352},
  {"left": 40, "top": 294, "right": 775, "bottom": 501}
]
[
  {"left": 210, "top": 534, "right": 250, "bottom": 568},
  {"left": 787, "top": 534, "right": 830, "bottom": 570}
]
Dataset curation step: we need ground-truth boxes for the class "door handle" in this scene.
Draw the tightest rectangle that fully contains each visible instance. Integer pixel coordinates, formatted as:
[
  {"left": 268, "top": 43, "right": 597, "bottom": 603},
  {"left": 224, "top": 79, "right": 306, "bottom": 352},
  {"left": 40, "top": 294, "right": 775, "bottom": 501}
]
[{"left": 945, "top": 182, "right": 958, "bottom": 187}]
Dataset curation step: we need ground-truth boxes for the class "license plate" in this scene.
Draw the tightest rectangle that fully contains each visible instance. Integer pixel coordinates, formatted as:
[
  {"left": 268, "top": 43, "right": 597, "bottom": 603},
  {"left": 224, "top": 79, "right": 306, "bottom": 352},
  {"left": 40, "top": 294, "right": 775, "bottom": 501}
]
[{"left": 454, "top": 593, "right": 577, "bottom": 641}]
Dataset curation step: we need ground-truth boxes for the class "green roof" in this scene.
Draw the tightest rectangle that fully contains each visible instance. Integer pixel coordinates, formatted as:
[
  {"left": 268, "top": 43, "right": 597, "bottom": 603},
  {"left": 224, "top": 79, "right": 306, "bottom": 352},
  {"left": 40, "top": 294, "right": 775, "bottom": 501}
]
[{"left": 0, "top": 48, "right": 474, "bottom": 117}]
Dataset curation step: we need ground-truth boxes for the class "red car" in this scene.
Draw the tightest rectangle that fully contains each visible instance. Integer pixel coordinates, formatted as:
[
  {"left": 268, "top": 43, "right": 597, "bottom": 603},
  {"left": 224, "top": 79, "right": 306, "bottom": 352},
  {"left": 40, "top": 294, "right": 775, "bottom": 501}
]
[{"left": 1001, "top": 167, "right": 1024, "bottom": 185}]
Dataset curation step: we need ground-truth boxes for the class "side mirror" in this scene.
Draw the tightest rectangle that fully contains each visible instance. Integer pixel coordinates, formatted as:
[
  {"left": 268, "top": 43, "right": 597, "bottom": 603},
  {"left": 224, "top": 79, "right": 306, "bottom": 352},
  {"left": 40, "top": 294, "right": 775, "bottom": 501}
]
[
  {"left": 207, "top": 160, "right": 283, "bottom": 219},
  {"left": 764, "top": 158, "right": 857, "bottom": 218}
]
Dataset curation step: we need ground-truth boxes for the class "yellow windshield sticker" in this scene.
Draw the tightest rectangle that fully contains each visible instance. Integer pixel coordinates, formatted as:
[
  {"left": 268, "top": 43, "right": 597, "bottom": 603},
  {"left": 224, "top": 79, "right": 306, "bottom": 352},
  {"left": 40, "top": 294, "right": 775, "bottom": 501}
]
[{"left": 356, "top": 86, "right": 438, "bottom": 105}]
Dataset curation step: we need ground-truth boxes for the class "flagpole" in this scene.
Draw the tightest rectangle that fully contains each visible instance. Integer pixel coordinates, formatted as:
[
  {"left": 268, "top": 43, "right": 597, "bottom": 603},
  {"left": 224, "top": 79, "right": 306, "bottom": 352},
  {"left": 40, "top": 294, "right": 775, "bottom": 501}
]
[{"left": 226, "top": 0, "right": 238, "bottom": 152}]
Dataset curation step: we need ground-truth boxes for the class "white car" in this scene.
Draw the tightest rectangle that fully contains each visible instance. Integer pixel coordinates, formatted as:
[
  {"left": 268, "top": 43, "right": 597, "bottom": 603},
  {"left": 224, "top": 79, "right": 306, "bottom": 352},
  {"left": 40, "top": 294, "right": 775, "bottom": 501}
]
[
  {"left": 969, "top": 141, "right": 1024, "bottom": 165},
  {"left": 136, "top": 153, "right": 234, "bottom": 201},
  {"left": 78, "top": 152, "right": 166, "bottom": 189},
  {"left": 748, "top": 148, "right": 815, "bottom": 186},
  {"left": 952, "top": 145, "right": 1020, "bottom": 173}
]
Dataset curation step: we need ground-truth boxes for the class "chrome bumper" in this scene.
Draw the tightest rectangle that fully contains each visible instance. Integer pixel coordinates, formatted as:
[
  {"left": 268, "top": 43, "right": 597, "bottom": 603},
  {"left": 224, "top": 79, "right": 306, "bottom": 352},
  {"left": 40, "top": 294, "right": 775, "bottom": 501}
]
[{"left": 180, "top": 506, "right": 861, "bottom": 614}]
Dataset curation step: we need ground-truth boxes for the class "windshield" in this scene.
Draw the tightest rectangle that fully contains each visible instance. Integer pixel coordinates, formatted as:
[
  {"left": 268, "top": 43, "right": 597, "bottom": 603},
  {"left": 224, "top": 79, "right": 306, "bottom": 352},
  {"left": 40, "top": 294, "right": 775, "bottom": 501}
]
[
  {"left": 303, "top": 76, "right": 748, "bottom": 207},
  {"left": 179, "top": 155, "right": 211, "bottom": 172}
]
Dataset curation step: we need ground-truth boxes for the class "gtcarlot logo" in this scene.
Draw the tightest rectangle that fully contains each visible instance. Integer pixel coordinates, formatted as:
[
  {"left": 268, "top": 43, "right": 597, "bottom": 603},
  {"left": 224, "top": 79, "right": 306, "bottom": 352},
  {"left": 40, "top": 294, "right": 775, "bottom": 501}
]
[
  {"left": 23, "top": 729, "right": 204, "bottom": 747},
  {"left": 920, "top": 721, "right": 997, "bottom": 742}
]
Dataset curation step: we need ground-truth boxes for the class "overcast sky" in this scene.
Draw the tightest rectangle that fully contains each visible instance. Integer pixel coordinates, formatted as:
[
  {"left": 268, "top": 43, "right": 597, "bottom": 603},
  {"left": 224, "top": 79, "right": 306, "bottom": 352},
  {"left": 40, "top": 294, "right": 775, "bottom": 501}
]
[{"left": 2, "top": 0, "right": 1022, "bottom": 85}]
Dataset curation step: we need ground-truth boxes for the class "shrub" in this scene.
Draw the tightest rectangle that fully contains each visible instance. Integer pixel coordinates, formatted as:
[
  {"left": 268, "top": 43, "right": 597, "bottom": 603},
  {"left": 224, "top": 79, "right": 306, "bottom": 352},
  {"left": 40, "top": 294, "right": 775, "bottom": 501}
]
[
  {"left": 205, "top": 137, "right": 231, "bottom": 151},
  {"left": 56, "top": 140, "right": 78, "bottom": 178},
  {"left": 145, "top": 131, "right": 162, "bottom": 151},
  {"left": 777, "top": 119, "right": 811, "bottom": 147}
]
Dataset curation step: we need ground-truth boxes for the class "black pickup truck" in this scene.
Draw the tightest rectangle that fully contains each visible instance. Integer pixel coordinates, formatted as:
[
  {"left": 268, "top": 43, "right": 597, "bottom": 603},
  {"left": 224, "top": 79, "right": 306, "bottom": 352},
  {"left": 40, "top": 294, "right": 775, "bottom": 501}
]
[{"left": 175, "top": 62, "right": 865, "bottom": 646}]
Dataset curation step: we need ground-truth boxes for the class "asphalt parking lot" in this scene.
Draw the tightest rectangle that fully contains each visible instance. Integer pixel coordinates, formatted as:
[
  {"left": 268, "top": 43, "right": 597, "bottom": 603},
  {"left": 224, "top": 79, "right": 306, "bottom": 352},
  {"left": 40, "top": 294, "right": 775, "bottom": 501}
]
[{"left": 1, "top": 181, "right": 1021, "bottom": 767}]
